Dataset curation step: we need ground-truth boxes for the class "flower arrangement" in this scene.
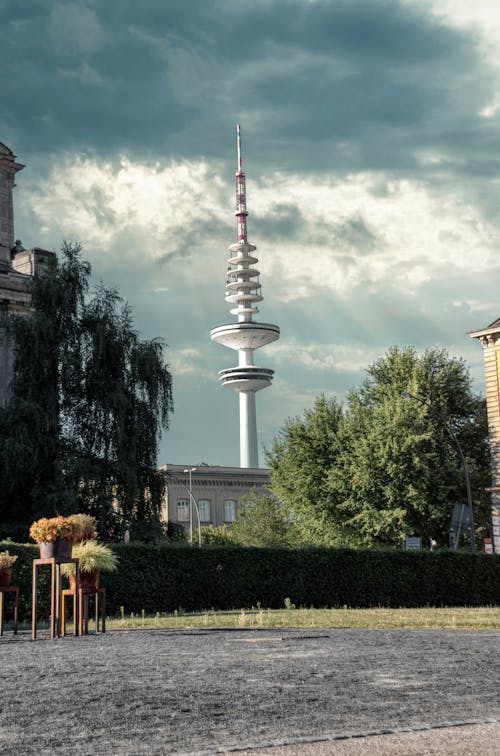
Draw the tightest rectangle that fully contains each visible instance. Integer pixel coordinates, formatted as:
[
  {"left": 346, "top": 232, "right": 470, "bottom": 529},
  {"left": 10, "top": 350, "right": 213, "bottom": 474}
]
[
  {"left": 0, "top": 550, "right": 18, "bottom": 569},
  {"left": 29, "top": 516, "right": 79, "bottom": 543},
  {"left": 67, "top": 514, "right": 97, "bottom": 543},
  {"left": 61, "top": 540, "right": 118, "bottom": 576}
]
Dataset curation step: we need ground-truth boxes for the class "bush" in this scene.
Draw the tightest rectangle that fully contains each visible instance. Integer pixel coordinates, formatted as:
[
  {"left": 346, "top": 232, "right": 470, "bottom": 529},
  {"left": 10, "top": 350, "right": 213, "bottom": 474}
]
[
  {"left": 102, "top": 544, "right": 500, "bottom": 615},
  {"left": 128, "top": 519, "right": 187, "bottom": 544},
  {"left": 2, "top": 540, "right": 499, "bottom": 621},
  {"left": 200, "top": 525, "right": 235, "bottom": 545}
]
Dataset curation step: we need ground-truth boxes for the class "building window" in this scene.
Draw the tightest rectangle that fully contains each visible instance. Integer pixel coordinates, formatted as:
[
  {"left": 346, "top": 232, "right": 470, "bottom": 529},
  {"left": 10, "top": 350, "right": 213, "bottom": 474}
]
[
  {"left": 177, "top": 499, "right": 189, "bottom": 522},
  {"left": 224, "top": 500, "right": 237, "bottom": 522},
  {"left": 198, "top": 499, "right": 211, "bottom": 522}
]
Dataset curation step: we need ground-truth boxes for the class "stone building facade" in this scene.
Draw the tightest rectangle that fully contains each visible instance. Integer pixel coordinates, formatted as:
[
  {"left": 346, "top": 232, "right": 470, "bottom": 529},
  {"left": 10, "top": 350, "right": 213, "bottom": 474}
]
[
  {"left": 0, "top": 143, "right": 24, "bottom": 255},
  {"left": 470, "top": 319, "right": 500, "bottom": 553},
  {"left": 160, "top": 463, "right": 271, "bottom": 534},
  {"left": 0, "top": 143, "right": 54, "bottom": 405}
]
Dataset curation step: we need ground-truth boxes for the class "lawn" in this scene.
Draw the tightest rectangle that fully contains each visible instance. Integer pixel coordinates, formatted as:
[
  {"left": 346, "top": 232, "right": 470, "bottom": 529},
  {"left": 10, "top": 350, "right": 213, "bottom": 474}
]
[{"left": 106, "top": 605, "right": 500, "bottom": 631}]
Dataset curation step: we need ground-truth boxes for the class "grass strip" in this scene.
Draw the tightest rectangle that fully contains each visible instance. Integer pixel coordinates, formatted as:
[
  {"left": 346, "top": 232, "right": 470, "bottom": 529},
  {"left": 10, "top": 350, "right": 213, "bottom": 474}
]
[{"left": 105, "top": 606, "right": 500, "bottom": 631}]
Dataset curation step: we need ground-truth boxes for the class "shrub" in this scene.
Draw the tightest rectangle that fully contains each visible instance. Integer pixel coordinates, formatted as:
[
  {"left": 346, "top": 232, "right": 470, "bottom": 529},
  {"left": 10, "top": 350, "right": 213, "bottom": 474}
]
[
  {"left": 201, "top": 525, "right": 235, "bottom": 545},
  {"left": 2, "top": 540, "right": 499, "bottom": 621},
  {"left": 101, "top": 545, "right": 500, "bottom": 615}
]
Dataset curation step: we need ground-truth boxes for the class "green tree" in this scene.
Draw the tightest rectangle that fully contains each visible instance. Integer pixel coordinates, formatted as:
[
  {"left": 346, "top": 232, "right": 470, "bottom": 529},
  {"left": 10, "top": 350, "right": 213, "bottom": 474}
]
[
  {"left": 266, "top": 395, "right": 344, "bottom": 545},
  {"left": 230, "top": 489, "right": 290, "bottom": 547},
  {"left": 267, "top": 347, "right": 490, "bottom": 548},
  {"left": 331, "top": 346, "right": 490, "bottom": 547},
  {"left": 0, "top": 243, "right": 174, "bottom": 540}
]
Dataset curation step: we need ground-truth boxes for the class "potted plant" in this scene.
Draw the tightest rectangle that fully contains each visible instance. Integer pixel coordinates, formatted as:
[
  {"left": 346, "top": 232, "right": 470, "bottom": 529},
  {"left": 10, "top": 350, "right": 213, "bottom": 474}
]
[
  {"left": 0, "top": 550, "right": 17, "bottom": 587},
  {"left": 67, "top": 514, "right": 97, "bottom": 543},
  {"left": 29, "top": 516, "right": 81, "bottom": 559},
  {"left": 61, "top": 540, "right": 118, "bottom": 589}
]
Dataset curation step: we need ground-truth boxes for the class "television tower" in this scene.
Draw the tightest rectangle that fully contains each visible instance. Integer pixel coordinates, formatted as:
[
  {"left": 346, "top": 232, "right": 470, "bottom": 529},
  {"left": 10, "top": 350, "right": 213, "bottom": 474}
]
[{"left": 210, "top": 125, "right": 280, "bottom": 468}]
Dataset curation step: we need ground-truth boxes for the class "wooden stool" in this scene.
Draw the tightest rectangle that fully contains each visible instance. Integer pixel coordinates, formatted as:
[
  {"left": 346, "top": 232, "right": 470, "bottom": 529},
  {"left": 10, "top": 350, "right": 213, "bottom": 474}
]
[
  {"left": 61, "top": 586, "right": 106, "bottom": 636},
  {"left": 32, "top": 557, "right": 80, "bottom": 639},
  {"left": 0, "top": 586, "right": 19, "bottom": 635}
]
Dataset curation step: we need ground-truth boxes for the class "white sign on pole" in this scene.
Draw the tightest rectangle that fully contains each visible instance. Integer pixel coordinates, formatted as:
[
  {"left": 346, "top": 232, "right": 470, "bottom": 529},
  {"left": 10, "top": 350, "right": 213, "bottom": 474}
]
[{"left": 405, "top": 537, "right": 422, "bottom": 551}]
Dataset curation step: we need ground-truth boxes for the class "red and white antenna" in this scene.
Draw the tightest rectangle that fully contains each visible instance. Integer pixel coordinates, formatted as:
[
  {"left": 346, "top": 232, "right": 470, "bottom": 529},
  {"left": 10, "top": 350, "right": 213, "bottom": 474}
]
[{"left": 235, "top": 124, "right": 248, "bottom": 243}]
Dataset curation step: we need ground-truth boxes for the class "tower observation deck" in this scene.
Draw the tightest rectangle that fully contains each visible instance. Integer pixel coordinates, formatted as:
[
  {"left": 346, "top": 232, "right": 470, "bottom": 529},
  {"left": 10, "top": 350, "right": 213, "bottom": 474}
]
[{"left": 210, "top": 126, "right": 280, "bottom": 467}]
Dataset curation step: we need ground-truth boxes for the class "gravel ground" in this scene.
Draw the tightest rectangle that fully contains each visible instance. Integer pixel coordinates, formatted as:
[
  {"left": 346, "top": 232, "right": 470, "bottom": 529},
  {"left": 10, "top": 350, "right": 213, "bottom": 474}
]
[{"left": 1, "top": 627, "right": 499, "bottom": 755}]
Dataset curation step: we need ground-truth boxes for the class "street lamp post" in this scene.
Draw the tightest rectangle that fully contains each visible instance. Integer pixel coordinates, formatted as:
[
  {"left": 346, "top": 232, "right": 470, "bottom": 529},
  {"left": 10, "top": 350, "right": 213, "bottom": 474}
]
[
  {"left": 183, "top": 468, "right": 202, "bottom": 547},
  {"left": 401, "top": 391, "right": 476, "bottom": 551}
]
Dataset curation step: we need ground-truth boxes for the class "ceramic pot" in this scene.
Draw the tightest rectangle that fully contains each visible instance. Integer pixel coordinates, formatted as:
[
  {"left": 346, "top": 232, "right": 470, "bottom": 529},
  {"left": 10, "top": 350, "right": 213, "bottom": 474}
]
[
  {"left": 39, "top": 538, "right": 73, "bottom": 560},
  {"left": 0, "top": 568, "right": 12, "bottom": 587},
  {"left": 69, "top": 570, "right": 99, "bottom": 590}
]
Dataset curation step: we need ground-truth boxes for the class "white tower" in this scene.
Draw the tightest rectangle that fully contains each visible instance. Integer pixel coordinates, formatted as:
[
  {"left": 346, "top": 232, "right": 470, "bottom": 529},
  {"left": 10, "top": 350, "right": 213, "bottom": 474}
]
[{"left": 211, "top": 126, "right": 280, "bottom": 468}]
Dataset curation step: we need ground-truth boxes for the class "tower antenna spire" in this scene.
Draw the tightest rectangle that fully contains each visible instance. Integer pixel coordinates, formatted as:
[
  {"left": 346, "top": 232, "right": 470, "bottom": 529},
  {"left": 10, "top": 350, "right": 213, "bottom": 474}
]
[
  {"left": 210, "top": 126, "right": 280, "bottom": 468},
  {"left": 235, "top": 124, "right": 248, "bottom": 243},
  {"left": 237, "top": 123, "right": 243, "bottom": 172}
]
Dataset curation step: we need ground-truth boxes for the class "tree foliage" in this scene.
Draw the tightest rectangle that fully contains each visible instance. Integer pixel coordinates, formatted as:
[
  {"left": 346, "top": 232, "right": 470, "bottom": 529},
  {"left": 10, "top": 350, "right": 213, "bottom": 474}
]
[
  {"left": 268, "top": 347, "right": 490, "bottom": 548},
  {"left": 229, "top": 489, "right": 291, "bottom": 547},
  {"left": 0, "top": 243, "right": 174, "bottom": 540},
  {"left": 266, "top": 396, "right": 344, "bottom": 545}
]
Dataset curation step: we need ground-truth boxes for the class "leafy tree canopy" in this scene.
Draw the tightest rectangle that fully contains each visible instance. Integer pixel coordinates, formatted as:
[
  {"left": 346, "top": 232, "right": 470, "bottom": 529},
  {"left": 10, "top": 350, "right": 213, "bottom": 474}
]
[
  {"left": 266, "top": 395, "right": 344, "bottom": 546},
  {"left": 229, "top": 489, "right": 291, "bottom": 547},
  {"left": 0, "top": 243, "right": 174, "bottom": 540},
  {"left": 268, "top": 346, "right": 490, "bottom": 548}
]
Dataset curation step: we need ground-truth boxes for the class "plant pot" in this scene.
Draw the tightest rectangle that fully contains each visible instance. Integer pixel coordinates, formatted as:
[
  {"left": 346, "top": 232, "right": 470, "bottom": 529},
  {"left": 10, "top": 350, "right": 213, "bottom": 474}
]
[
  {"left": 39, "top": 538, "right": 73, "bottom": 560},
  {"left": 0, "top": 568, "right": 12, "bottom": 587},
  {"left": 69, "top": 570, "right": 99, "bottom": 590}
]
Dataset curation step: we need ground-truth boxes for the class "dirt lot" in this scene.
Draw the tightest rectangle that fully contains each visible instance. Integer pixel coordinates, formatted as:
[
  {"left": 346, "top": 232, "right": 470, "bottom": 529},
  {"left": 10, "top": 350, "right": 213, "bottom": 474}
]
[{"left": 1, "top": 627, "right": 499, "bottom": 754}]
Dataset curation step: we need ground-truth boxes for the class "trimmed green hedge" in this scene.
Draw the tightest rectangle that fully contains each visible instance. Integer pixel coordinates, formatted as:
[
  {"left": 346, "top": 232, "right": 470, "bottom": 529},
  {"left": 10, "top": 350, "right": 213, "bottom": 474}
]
[
  {"left": 2, "top": 541, "right": 499, "bottom": 621},
  {"left": 98, "top": 545, "right": 500, "bottom": 613}
]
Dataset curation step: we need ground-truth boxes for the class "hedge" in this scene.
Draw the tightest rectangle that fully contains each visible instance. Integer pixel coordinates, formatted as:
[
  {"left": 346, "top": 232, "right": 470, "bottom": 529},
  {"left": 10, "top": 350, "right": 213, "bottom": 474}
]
[{"left": 2, "top": 540, "right": 499, "bottom": 622}]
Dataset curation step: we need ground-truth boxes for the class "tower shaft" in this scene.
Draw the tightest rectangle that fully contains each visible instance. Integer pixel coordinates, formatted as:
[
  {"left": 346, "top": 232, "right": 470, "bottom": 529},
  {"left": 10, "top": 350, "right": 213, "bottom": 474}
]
[
  {"left": 240, "top": 391, "right": 258, "bottom": 468},
  {"left": 211, "top": 126, "right": 280, "bottom": 468}
]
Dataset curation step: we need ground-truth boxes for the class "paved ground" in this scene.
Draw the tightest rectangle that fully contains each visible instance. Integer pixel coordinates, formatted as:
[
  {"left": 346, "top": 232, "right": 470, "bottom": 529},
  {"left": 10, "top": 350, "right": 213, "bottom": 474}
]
[{"left": 1, "top": 627, "right": 499, "bottom": 754}]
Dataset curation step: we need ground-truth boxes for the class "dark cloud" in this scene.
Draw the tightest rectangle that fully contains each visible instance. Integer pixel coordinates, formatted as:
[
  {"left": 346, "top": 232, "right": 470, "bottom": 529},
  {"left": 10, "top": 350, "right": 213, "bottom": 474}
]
[
  {"left": 333, "top": 214, "right": 380, "bottom": 254},
  {"left": 253, "top": 203, "right": 305, "bottom": 240},
  {"left": 3, "top": 0, "right": 499, "bottom": 464},
  {"left": 1, "top": 0, "right": 498, "bottom": 184}
]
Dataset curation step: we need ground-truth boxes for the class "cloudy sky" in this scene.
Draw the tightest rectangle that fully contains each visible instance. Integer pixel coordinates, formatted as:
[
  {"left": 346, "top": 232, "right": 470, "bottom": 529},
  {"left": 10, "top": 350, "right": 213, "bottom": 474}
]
[{"left": 3, "top": 0, "right": 500, "bottom": 467}]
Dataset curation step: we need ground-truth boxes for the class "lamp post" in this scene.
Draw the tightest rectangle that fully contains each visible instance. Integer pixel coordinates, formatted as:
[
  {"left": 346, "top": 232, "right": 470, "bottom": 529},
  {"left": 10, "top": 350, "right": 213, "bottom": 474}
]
[
  {"left": 183, "top": 468, "right": 202, "bottom": 547},
  {"left": 401, "top": 391, "right": 476, "bottom": 551}
]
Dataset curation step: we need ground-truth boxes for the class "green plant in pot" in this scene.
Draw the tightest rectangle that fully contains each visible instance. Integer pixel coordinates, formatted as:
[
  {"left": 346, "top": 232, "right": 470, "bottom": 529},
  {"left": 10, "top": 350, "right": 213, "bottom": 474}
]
[
  {"left": 61, "top": 540, "right": 118, "bottom": 589},
  {"left": 67, "top": 514, "right": 97, "bottom": 543},
  {"left": 0, "top": 550, "right": 17, "bottom": 587}
]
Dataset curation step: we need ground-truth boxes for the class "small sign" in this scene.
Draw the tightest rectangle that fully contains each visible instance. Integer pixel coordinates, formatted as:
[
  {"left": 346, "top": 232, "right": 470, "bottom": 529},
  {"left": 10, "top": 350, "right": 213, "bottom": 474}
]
[
  {"left": 484, "top": 538, "right": 493, "bottom": 554},
  {"left": 405, "top": 537, "right": 422, "bottom": 551}
]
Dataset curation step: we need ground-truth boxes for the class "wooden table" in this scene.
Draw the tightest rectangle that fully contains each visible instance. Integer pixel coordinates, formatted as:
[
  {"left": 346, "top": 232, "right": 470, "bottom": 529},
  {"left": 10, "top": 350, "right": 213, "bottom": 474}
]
[
  {"left": 0, "top": 586, "right": 19, "bottom": 635},
  {"left": 32, "top": 557, "right": 80, "bottom": 639}
]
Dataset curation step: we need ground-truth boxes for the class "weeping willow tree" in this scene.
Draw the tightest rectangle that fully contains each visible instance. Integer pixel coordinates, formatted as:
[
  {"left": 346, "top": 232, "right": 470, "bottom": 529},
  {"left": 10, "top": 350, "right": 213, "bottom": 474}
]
[{"left": 0, "top": 243, "right": 173, "bottom": 540}]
